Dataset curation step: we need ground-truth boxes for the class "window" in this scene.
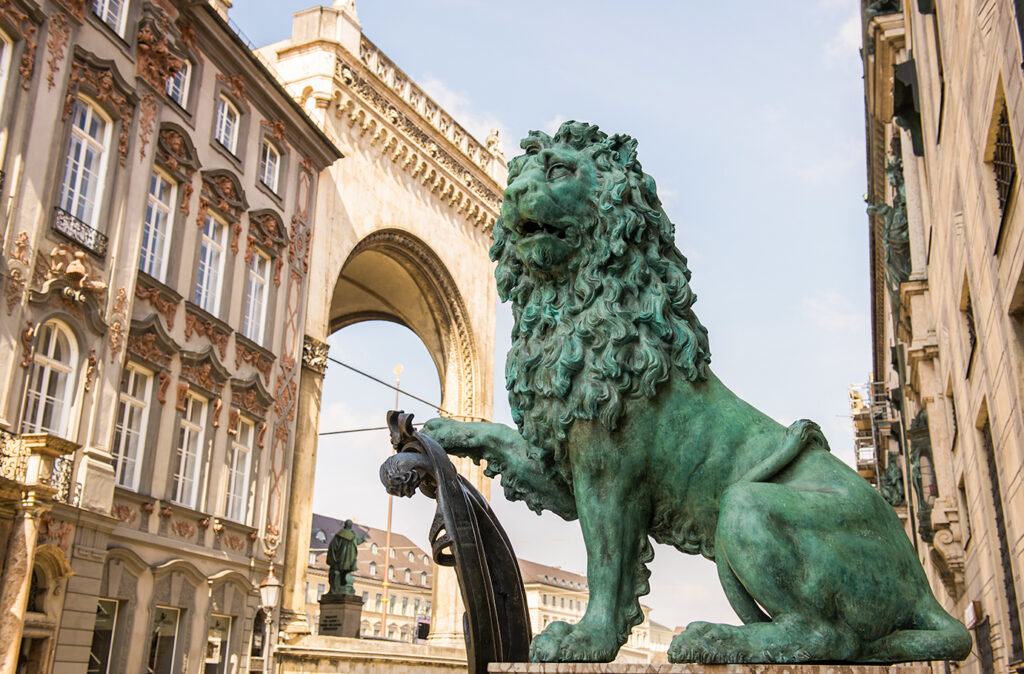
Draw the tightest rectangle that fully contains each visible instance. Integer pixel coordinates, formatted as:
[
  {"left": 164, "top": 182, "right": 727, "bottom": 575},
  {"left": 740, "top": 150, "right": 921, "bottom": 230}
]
[
  {"left": 420, "top": 571, "right": 427, "bottom": 585},
  {"left": 165, "top": 61, "right": 191, "bottom": 108},
  {"left": 423, "top": 554, "right": 429, "bottom": 565},
  {"left": 147, "top": 606, "right": 180, "bottom": 674},
  {"left": 195, "top": 215, "right": 226, "bottom": 315},
  {"left": 205, "top": 615, "right": 231, "bottom": 674},
  {"left": 361, "top": 591, "right": 368, "bottom": 603},
  {"left": 369, "top": 562, "right": 376, "bottom": 576},
  {"left": 315, "top": 529, "right": 326, "bottom": 543},
  {"left": 308, "top": 552, "right": 316, "bottom": 565},
  {"left": 403, "top": 569, "right": 410, "bottom": 583},
  {"left": 59, "top": 100, "right": 111, "bottom": 228},
  {"left": 388, "top": 566, "right": 394, "bottom": 580},
  {"left": 242, "top": 251, "right": 270, "bottom": 343},
  {"left": 390, "top": 548, "right": 395, "bottom": 558},
  {"left": 407, "top": 551, "right": 414, "bottom": 562},
  {"left": 402, "top": 596, "right": 408, "bottom": 615},
  {"left": 414, "top": 598, "right": 420, "bottom": 614},
  {"left": 250, "top": 609, "right": 265, "bottom": 658},
  {"left": 225, "top": 417, "right": 254, "bottom": 522},
  {"left": 214, "top": 96, "right": 240, "bottom": 154},
  {"left": 91, "top": 0, "right": 126, "bottom": 35},
  {"left": 139, "top": 171, "right": 175, "bottom": 281},
  {"left": 111, "top": 364, "right": 151, "bottom": 490},
  {"left": 305, "top": 582, "right": 314, "bottom": 604},
  {"left": 371, "top": 543, "right": 378, "bottom": 554},
  {"left": 259, "top": 141, "right": 280, "bottom": 193},
  {"left": 22, "top": 321, "right": 78, "bottom": 437},
  {"left": 316, "top": 583, "right": 326, "bottom": 601},
  {"left": 171, "top": 393, "right": 206, "bottom": 508},
  {"left": 994, "top": 102, "right": 1017, "bottom": 221},
  {"left": 0, "top": 32, "right": 12, "bottom": 119},
  {"left": 374, "top": 593, "right": 382, "bottom": 611},
  {"left": 88, "top": 598, "right": 118, "bottom": 674}
]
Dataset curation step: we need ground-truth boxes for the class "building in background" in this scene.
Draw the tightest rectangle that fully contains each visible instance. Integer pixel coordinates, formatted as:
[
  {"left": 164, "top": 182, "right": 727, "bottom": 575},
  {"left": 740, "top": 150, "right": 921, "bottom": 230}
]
[
  {"left": 304, "top": 515, "right": 673, "bottom": 663},
  {"left": 0, "top": 0, "right": 340, "bottom": 670},
  {"left": 859, "top": 1, "right": 1024, "bottom": 672}
]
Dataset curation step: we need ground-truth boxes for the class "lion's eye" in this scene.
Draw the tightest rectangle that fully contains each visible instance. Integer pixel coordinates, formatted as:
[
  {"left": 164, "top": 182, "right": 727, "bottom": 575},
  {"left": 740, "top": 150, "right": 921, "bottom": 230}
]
[{"left": 546, "top": 163, "right": 573, "bottom": 181}]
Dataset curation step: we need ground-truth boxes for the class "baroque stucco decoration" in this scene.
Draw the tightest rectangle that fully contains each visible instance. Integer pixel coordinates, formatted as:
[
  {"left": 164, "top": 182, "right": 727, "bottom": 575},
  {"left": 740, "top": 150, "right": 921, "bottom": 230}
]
[{"left": 424, "top": 122, "right": 971, "bottom": 664}]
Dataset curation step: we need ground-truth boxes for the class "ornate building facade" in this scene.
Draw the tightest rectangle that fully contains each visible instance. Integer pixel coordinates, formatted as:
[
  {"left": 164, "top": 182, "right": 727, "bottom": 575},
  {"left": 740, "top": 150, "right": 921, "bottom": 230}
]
[
  {"left": 0, "top": 0, "right": 340, "bottom": 671},
  {"left": 860, "top": 1, "right": 1024, "bottom": 672}
]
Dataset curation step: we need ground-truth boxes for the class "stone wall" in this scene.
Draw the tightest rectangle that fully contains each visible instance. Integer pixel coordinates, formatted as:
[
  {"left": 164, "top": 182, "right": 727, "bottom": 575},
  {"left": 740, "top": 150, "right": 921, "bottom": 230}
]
[{"left": 276, "top": 634, "right": 467, "bottom": 673}]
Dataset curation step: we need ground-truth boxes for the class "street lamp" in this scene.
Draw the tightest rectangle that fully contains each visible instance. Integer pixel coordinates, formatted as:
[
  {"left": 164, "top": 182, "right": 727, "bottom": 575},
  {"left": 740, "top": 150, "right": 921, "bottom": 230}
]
[{"left": 259, "top": 568, "right": 282, "bottom": 674}]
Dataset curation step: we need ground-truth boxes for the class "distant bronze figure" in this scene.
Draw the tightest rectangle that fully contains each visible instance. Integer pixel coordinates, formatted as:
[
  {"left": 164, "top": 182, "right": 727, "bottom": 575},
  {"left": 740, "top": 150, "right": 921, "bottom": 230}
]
[{"left": 326, "top": 519, "right": 367, "bottom": 595}]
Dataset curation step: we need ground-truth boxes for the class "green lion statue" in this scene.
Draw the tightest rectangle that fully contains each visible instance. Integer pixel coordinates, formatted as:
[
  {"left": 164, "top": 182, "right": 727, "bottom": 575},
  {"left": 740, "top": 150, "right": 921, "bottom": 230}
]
[{"left": 424, "top": 122, "right": 971, "bottom": 664}]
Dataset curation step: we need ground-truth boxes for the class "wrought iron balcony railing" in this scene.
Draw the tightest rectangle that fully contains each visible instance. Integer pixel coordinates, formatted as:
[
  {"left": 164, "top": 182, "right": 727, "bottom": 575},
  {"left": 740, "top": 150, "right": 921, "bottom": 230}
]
[{"left": 53, "top": 206, "right": 108, "bottom": 257}]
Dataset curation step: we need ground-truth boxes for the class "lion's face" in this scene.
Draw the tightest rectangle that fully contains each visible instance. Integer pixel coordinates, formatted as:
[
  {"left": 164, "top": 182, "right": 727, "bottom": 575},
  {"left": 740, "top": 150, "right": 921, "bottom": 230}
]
[{"left": 500, "top": 144, "right": 597, "bottom": 274}]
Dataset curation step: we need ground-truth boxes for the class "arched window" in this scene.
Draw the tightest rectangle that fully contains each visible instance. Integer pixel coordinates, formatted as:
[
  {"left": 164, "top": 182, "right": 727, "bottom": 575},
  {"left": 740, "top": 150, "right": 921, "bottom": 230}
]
[
  {"left": 407, "top": 551, "right": 414, "bottom": 562},
  {"left": 422, "top": 554, "right": 429, "bottom": 565},
  {"left": 22, "top": 321, "right": 78, "bottom": 437},
  {"left": 250, "top": 609, "right": 265, "bottom": 657},
  {"left": 403, "top": 569, "right": 410, "bottom": 583},
  {"left": 420, "top": 571, "right": 427, "bottom": 585},
  {"left": 370, "top": 543, "right": 378, "bottom": 554},
  {"left": 368, "top": 562, "right": 376, "bottom": 576}
]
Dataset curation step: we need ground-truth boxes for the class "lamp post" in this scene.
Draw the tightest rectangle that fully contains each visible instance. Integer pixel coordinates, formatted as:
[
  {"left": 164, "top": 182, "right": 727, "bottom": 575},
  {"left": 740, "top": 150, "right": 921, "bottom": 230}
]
[{"left": 259, "top": 567, "right": 282, "bottom": 674}]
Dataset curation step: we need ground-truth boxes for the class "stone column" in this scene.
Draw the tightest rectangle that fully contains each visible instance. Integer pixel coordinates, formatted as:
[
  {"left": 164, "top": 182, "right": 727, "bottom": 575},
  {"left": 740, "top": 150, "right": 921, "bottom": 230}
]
[
  {"left": 0, "top": 494, "right": 47, "bottom": 674},
  {"left": 279, "top": 335, "right": 329, "bottom": 634}
]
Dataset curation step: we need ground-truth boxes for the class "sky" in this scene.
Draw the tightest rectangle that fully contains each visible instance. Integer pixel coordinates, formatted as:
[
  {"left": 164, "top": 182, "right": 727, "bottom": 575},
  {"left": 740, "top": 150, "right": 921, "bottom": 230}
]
[{"left": 233, "top": 0, "right": 870, "bottom": 632}]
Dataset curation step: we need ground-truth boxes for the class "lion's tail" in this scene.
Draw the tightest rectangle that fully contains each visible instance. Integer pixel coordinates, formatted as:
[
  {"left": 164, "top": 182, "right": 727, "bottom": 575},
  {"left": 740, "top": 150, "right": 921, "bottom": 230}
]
[{"left": 739, "top": 419, "right": 828, "bottom": 484}]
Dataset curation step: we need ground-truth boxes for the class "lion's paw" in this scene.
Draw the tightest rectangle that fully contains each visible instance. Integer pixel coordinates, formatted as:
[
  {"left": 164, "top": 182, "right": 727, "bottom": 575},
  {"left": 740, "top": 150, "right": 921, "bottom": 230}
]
[
  {"left": 668, "top": 622, "right": 748, "bottom": 664},
  {"left": 529, "top": 621, "right": 618, "bottom": 663}
]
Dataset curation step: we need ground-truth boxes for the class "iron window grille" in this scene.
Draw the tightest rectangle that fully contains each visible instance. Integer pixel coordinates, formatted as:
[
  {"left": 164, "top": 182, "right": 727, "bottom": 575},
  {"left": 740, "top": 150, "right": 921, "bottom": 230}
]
[
  {"left": 994, "top": 103, "right": 1017, "bottom": 219},
  {"left": 53, "top": 206, "right": 108, "bottom": 257}
]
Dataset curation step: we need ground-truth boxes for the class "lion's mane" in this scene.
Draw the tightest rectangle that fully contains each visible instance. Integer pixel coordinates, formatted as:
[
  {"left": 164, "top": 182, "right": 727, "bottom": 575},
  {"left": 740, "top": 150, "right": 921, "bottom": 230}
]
[{"left": 489, "top": 122, "right": 711, "bottom": 480}]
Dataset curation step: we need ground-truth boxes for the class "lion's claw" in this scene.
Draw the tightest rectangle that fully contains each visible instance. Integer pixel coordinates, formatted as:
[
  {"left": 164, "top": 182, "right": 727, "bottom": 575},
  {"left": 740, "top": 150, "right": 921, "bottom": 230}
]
[{"left": 529, "top": 621, "right": 618, "bottom": 663}]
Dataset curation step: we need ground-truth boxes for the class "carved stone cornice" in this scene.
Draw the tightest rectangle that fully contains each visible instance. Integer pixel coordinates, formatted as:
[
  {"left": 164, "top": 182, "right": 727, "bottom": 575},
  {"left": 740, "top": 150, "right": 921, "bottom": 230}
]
[
  {"left": 928, "top": 496, "right": 966, "bottom": 601},
  {"left": 332, "top": 51, "right": 501, "bottom": 231},
  {"left": 234, "top": 333, "right": 275, "bottom": 382},
  {"left": 156, "top": 122, "right": 200, "bottom": 181},
  {"left": 247, "top": 209, "right": 286, "bottom": 253},
  {"left": 63, "top": 48, "right": 137, "bottom": 167},
  {"left": 198, "top": 170, "right": 247, "bottom": 238},
  {"left": 179, "top": 347, "right": 229, "bottom": 397},
  {"left": 301, "top": 335, "right": 328, "bottom": 374},
  {"left": 183, "top": 301, "right": 231, "bottom": 359},
  {"left": 135, "top": 271, "right": 182, "bottom": 329},
  {"left": 230, "top": 374, "right": 273, "bottom": 420},
  {"left": 127, "top": 314, "right": 178, "bottom": 371},
  {"left": 28, "top": 244, "right": 108, "bottom": 333}
]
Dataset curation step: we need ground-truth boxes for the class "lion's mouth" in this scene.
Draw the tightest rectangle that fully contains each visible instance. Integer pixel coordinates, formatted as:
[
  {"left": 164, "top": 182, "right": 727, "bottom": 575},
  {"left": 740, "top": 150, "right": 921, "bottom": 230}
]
[{"left": 519, "top": 220, "right": 566, "bottom": 240}]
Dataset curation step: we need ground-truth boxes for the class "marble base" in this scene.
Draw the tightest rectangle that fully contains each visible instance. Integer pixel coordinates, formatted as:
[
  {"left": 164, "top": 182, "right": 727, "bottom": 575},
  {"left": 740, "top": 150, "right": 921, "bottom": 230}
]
[
  {"left": 488, "top": 665, "right": 933, "bottom": 674},
  {"left": 318, "top": 593, "right": 363, "bottom": 637}
]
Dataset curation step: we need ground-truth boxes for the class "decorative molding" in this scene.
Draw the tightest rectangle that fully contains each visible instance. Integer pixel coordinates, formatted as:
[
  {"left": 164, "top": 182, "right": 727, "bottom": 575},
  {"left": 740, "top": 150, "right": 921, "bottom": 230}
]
[
  {"left": 45, "top": 12, "right": 70, "bottom": 91},
  {"left": 84, "top": 348, "right": 97, "bottom": 392},
  {"left": 288, "top": 215, "right": 310, "bottom": 276},
  {"left": 9, "top": 231, "right": 30, "bottom": 264},
  {"left": 52, "top": 0, "right": 85, "bottom": 20},
  {"left": 215, "top": 72, "right": 247, "bottom": 105},
  {"left": 260, "top": 118, "right": 289, "bottom": 150},
  {"left": 135, "top": 272, "right": 181, "bottom": 329},
  {"left": 333, "top": 49, "right": 501, "bottom": 229},
  {"left": 5, "top": 268, "right": 24, "bottom": 315},
  {"left": 256, "top": 421, "right": 266, "bottom": 448},
  {"left": 157, "top": 123, "right": 200, "bottom": 181},
  {"left": 301, "top": 335, "right": 328, "bottom": 374},
  {"left": 135, "top": 10, "right": 183, "bottom": 91},
  {"left": 928, "top": 497, "right": 966, "bottom": 601},
  {"left": 20, "top": 321, "right": 34, "bottom": 367},
  {"left": 0, "top": 1, "right": 38, "bottom": 90},
  {"left": 175, "top": 382, "right": 189, "bottom": 411},
  {"left": 157, "top": 371, "right": 170, "bottom": 404},
  {"left": 170, "top": 519, "right": 196, "bottom": 539},
  {"left": 137, "top": 93, "right": 157, "bottom": 160},
  {"left": 230, "top": 374, "right": 273, "bottom": 419},
  {"left": 127, "top": 314, "right": 178, "bottom": 370},
  {"left": 198, "top": 169, "right": 248, "bottom": 227},
  {"left": 234, "top": 334, "right": 274, "bottom": 382},
  {"left": 107, "top": 320, "right": 124, "bottom": 363},
  {"left": 183, "top": 302, "right": 231, "bottom": 358},
  {"left": 179, "top": 347, "right": 230, "bottom": 397},
  {"left": 111, "top": 503, "right": 137, "bottom": 525},
  {"left": 37, "top": 242, "right": 107, "bottom": 299},
  {"left": 63, "top": 49, "right": 137, "bottom": 167},
  {"left": 211, "top": 396, "right": 222, "bottom": 427},
  {"left": 111, "top": 286, "right": 127, "bottom": 316},
  {"left": 247, "top": 209, "right": 286, "bottom": 252}
]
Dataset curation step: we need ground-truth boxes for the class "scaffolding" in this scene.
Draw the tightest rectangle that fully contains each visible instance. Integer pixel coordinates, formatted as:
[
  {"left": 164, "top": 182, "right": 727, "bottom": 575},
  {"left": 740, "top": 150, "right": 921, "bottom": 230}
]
[{"left": 849, "top": 381, "right": 893, "bottom": 486}]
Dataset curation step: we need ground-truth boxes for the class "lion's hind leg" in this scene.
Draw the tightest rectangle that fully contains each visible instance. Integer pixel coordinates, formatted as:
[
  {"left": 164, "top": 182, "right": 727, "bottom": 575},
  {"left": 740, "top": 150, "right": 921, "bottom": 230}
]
[{"left": 860, "top": 602, "right": 972, "bottom": 663}]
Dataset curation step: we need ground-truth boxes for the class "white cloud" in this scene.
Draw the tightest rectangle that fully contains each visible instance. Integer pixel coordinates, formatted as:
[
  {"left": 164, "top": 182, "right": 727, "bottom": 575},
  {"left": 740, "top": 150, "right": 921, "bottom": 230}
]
[
  {"left": 417, "top": 76, "right": 510, "bottom": 155},
  {"left": 825, "top": 11, "right": 862, "bottom": 62},
  {"left": 803, "top": 290, "right": 868, "bottom": 333}
]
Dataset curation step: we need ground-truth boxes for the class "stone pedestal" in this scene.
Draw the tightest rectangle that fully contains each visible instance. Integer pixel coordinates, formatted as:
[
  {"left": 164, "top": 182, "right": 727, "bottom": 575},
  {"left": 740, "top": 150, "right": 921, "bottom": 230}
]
[
  {"left": 318, "top": 593, "right": 363, "bottom": 638},
  {"left": 488, "top": 665, "right": 932, "bottom": 674}
]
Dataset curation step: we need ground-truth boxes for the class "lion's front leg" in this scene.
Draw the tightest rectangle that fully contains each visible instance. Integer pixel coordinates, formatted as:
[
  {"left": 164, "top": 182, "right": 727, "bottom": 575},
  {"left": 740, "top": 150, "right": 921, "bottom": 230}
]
[
  {"left": 530, "top": 433, "right": 651, "bottom": 662},
  {"left": 422, "top": 418, "right": 577, "bottom": 520}
]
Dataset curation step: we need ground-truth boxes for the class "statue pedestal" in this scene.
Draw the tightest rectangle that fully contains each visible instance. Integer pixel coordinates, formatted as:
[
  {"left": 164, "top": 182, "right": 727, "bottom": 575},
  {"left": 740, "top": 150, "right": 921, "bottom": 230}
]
[
  {"left": 318, "top": 593, "right": 363, "bottom": 638},
  {"left": 488, "top": 665, "right": 932, "bottom": 673}
]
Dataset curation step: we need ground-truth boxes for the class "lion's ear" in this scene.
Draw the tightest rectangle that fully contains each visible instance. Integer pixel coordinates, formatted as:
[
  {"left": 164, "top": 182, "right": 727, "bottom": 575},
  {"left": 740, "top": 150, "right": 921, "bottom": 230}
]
[{"left": 609, "top": 134, "right": 638, "bottom": 168}]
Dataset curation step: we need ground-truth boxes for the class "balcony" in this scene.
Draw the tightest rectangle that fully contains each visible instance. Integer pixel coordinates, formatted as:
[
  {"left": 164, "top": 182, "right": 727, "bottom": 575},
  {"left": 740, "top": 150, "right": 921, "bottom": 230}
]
[
  {"left": 0, "top": 430, "right": 80, "bottom": 505},
  {"left": 52, "top": 207, "right": 108, "bottom": 257}
]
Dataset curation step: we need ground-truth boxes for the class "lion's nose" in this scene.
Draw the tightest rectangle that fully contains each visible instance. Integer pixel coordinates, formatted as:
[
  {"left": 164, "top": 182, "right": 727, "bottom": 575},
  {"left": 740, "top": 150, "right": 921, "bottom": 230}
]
[{"left": 504, "top": 178, "right": 531, "bottom": 204}]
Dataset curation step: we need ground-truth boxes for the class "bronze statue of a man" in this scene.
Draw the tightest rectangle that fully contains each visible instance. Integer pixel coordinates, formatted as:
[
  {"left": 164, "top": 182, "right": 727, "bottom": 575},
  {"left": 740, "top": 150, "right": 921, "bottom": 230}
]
[{"left": 326, "top": 519, "right": 367, "bottom": 595}]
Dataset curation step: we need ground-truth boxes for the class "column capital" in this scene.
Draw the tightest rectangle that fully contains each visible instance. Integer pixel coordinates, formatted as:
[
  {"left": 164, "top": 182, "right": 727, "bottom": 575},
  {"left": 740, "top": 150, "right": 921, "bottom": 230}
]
[{"left": 301, "top": 335, "right": 330, "bottom": 374}]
